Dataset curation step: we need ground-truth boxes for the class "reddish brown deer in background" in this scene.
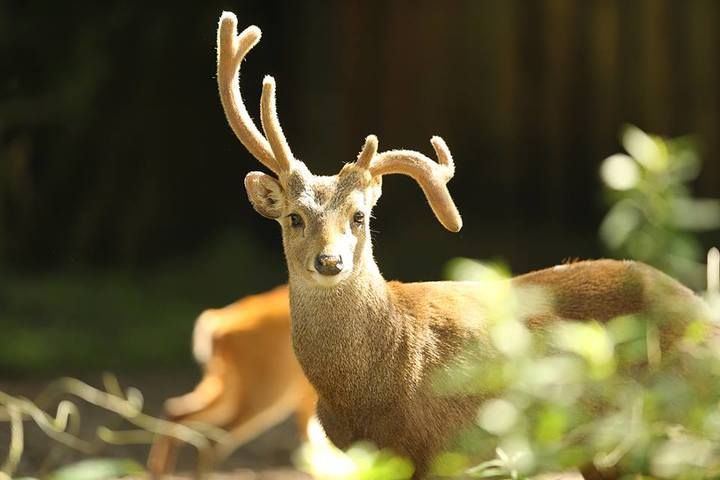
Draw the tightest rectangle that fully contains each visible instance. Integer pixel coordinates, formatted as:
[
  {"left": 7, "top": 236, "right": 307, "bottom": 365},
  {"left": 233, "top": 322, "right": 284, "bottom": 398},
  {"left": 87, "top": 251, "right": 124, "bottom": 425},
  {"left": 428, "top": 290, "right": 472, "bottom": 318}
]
[
  {"left": 147, "top": 286, "right": 316, "bottom": 476},
  {"left": 215, "top": 12, "right": 712, "bottom": 479}
]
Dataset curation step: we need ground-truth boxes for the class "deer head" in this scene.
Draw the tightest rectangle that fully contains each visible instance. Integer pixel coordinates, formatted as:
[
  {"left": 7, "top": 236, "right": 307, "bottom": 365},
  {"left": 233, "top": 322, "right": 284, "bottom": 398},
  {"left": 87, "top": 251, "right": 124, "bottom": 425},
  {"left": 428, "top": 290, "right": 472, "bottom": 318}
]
[{"left": 217, "top": 12, "right": 462, "bottom": 287}]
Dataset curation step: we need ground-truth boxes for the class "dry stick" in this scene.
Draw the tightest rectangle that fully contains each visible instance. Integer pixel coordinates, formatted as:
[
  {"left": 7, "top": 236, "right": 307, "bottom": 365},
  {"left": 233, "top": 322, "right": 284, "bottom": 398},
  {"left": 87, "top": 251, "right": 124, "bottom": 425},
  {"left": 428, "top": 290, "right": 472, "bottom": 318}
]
[
  {"left": 708, "top": 247, "right": 719, "bottom": 294},
  {"left": 36, "top": 399, "right": 85, "bottom": 475},
  {"left": 1, "top": 376, "right": 233, "bottom": 479},
  {"left": 54, "top": 377, "right": 226, "bottom": 442},
  {"left": 39, "top": 377, "right": 229, "bottom": 443},
  {"left": 0, "top": 392, "right": 94, "bottom": 452},
  {"left": 35, "top": 373, "right": 140, "bottom": 471},
  {"left": 0, "top": 392, "right": 91, "bottom": 480},
  {"left": 98, "top": 426, "right": 155, "bottom": 445},
  {"left": 53, "top": 377, "right": 229, "bottom": 479},
  {"left": 103, "top": 371, "right": 126, "bottom": 399},
  {"left": 0, "top": 405, "right": 23, "bottom": 479}
]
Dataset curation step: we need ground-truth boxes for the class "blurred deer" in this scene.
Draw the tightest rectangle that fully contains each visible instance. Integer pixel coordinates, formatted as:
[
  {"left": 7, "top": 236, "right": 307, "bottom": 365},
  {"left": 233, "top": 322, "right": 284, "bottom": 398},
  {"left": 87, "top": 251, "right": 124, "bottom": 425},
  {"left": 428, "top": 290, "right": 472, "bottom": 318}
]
[
  {"left": 215, "top": 12, "right": 712, "bottom": 479},
  {"left": 147, "top": 285, "right": 316, "bottom": 476}
]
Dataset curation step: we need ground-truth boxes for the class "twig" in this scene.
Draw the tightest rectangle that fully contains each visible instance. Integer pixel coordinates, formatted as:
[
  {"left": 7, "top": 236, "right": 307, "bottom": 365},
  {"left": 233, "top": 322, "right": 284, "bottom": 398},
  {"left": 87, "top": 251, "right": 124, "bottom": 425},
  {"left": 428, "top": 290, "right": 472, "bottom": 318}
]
[
  {"left": 0, "top": 374, "right": 235, "bottom": 478},
  {"left": 1, "top": 405, "right": 23, "bottom": 478}
]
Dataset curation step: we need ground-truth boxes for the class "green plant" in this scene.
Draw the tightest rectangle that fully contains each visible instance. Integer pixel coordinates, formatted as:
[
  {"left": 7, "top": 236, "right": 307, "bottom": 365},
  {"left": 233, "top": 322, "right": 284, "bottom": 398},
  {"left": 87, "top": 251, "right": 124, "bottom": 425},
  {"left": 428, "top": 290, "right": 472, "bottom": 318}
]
[
  {"left": 436, "top": 257, "right": 720, "bottom": 479},
  {"left": 599, "top": 125, "right": 720, "bottom": 289},
  {"left": 294, "top": 418, "right": 414, "bottom": 480}
]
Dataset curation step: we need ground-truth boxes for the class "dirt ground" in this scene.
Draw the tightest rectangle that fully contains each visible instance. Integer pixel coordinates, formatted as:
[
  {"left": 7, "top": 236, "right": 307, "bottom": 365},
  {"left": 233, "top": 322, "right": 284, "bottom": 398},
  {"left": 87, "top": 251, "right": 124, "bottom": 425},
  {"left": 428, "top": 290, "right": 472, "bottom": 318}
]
[{"left": 0, "top": 371, "right": 308, "bottom": 479}]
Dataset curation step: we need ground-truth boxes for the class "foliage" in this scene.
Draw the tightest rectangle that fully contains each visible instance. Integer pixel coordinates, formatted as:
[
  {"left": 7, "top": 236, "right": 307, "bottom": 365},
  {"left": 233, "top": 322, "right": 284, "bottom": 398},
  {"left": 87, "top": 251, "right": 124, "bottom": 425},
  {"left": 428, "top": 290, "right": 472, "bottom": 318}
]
[
  {"left": 436, "top": 256, "right": 720, "bottom": 479},
  {"left": 599, "top": 125, "right": 720, "bottom": 289},
  {"left": 295, "top": 418, "right": 414, "bottom": 480},
  {"left": 46, "top": 458, "right": 143, "bottom": 480}
]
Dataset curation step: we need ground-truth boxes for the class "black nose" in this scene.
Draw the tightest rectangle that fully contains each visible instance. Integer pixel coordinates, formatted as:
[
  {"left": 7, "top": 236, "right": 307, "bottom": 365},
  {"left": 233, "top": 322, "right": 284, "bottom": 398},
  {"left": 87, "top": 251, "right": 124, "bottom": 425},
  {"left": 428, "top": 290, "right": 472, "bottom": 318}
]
[{"left": 314, "top": 254, "right": 343, "bottom": 276}]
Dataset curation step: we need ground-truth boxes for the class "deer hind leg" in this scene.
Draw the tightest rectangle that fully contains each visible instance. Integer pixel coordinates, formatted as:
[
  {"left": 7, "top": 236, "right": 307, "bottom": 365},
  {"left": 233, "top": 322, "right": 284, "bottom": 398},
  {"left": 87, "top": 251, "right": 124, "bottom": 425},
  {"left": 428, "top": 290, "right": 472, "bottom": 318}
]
[
  {"left": 213, "top": 384, "right": 306, "bottom": 462},
  {"left": 147, "top": 374, "right": 230, "bottom": 476}
]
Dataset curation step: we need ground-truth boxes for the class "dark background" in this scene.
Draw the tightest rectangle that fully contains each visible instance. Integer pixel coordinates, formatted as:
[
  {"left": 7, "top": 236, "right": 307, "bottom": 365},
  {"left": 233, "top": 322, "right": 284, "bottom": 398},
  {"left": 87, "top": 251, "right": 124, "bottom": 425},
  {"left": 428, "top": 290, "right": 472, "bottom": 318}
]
[{"left": 1, "top": 0, "right": 719, "bottom": 375}]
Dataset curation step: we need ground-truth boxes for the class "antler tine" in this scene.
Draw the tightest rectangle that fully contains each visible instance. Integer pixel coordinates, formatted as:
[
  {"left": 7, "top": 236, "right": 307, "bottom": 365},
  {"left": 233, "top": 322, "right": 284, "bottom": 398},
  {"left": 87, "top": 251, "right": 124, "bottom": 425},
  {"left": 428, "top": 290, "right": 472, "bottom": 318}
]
[
  {"left": 356, "top": 135, "right": 378, "bottom": 169},
  {"left": 368, "top": 136, "right": 462, "bottom": 232},
  {"left": 260, "top": 76, "right": 294, "bottom": 173},
  {"left": 217, "top": 12, "right": 279, "bottom": 174}
]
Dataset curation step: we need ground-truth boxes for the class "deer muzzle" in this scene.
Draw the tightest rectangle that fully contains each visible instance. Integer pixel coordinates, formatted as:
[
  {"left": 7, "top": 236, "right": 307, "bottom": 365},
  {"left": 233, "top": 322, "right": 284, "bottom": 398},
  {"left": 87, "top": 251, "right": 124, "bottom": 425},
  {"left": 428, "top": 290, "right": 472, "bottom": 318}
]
[{"left": 314, "top": 254, "right": 344, "bottom": 276}]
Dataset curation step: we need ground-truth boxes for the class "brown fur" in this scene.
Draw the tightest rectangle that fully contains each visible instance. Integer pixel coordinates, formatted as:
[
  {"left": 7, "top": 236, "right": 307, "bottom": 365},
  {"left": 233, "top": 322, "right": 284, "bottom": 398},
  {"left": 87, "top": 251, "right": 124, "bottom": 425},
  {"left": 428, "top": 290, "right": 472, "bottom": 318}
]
[{"left": 147, "top": 286, "right": 317, "bottom": 476}]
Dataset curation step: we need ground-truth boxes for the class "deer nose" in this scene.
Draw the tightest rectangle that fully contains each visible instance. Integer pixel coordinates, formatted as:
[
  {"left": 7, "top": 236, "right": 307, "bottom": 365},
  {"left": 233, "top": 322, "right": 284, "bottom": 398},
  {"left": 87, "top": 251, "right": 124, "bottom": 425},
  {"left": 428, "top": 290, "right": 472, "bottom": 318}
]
[{"left": 314, "top": 254, "right": 344, "bottom": 276}]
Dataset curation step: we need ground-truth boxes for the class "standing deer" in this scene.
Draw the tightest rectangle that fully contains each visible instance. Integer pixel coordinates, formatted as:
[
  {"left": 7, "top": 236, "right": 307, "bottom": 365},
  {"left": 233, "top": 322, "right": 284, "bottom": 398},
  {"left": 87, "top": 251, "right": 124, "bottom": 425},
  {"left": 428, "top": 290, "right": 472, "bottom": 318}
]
[
  {"left": 147, "top": 285, "right": 316, "bottom": 476},
  {"left": 215, "top": 12, "right": 711, "bottom": 479}
]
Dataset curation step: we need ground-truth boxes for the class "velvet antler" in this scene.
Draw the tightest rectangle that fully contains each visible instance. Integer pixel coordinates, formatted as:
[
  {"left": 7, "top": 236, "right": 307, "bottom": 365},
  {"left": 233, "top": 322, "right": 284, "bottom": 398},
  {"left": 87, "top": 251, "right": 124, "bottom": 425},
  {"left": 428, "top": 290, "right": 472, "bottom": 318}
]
[
  {"left": 217, "top": 12, "right": 293, "bottom": 176},
  {"left": 356, "top": 135, "right": 462, "bottom": 232}
]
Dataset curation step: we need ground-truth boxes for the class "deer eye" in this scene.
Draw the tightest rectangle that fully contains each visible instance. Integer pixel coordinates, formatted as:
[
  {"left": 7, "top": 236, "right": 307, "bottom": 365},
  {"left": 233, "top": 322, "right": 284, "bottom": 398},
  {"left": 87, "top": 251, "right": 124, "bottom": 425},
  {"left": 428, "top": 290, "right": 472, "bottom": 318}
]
[
  {"left": 288, "top": 213, "right": 304, "bottom": 228},
  {"left": 352, "top": 211, "right": 365, "bottom": 226}
]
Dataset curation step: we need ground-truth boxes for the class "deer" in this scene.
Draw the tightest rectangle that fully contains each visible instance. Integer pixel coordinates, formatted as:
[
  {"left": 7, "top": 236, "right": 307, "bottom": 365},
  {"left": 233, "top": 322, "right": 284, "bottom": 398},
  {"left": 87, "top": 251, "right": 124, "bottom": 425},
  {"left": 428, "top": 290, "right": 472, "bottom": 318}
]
[
  {"left": 215, "top": 12, "right": 713, "bottom": 479},
  {"left": 146, "top": 285, "right": 317, "bottom": 476}
]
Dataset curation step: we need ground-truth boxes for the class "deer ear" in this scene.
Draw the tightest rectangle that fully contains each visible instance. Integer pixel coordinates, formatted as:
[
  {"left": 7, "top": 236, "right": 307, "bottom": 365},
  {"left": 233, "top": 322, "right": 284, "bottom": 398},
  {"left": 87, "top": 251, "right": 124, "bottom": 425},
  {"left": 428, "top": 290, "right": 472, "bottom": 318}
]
[{"left": 244, "top": 171, "right": 286, "bottom": 219}]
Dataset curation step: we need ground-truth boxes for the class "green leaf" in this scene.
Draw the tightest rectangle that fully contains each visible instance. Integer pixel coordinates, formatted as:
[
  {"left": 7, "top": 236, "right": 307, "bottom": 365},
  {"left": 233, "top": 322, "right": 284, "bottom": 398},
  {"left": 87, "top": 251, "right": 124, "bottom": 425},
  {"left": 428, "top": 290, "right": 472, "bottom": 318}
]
[
  {"left": 670, "top": 198, "right": 720, "bottom": 231},
  {"left": 599, "top": 201, "right": 643, "bottom": 250},
  {"left": 622, "top": 124, "right": 668, "bottom": 172},
  {"left": 600, "top": 154, "right": 641, "bottom": 190},
  {"left": 47, "top": 458, "right": 144, "bottom": 480}
]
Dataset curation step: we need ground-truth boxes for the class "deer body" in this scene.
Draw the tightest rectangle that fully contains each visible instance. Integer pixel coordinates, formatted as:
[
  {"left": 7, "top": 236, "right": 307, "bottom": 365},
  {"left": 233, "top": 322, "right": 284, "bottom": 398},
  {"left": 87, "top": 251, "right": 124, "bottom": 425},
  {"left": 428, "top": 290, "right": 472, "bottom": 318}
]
[
  {"left": 214, "top": 12, "right": 710, "bottom": 478},
  {"left": 290, "top": 257, "right": 707, "bottom": 477},
  {"left": 147, "top": 286, "right": 316, "bottom": 475}
]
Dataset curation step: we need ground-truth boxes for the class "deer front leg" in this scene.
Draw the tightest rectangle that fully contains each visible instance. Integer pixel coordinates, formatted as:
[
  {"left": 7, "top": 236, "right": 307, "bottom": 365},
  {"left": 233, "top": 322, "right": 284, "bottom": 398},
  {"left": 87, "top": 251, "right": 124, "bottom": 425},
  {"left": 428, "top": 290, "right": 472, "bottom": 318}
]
[{"left": 147, "top": 434, "right": 179, "bottom": 478}]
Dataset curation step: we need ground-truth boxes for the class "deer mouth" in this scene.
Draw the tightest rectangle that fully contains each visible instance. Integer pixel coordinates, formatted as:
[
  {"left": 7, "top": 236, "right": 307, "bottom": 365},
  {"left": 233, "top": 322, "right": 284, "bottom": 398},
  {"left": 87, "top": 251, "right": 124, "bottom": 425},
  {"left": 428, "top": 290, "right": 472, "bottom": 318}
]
[{"left": 306, "top": 265, "right": 352, "bottom": 288}]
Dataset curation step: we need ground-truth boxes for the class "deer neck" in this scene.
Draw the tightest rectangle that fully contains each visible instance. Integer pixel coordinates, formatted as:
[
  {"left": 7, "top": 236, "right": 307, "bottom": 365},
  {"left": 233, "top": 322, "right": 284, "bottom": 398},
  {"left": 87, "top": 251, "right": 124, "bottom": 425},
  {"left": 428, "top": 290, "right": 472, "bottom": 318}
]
[{"left": 288, "top": 259, "right": 403, "bottom": 409}]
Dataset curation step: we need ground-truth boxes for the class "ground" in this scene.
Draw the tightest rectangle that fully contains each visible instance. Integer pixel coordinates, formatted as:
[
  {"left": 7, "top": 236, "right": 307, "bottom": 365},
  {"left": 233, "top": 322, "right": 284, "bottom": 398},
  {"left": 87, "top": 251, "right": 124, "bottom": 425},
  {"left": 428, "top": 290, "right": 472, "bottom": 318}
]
[
  {"left": 0, "top": 371, "right": 308, "bottom": 479},
  {"left": 1, "top": 371, "right": 587, "bottom": 479}
]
